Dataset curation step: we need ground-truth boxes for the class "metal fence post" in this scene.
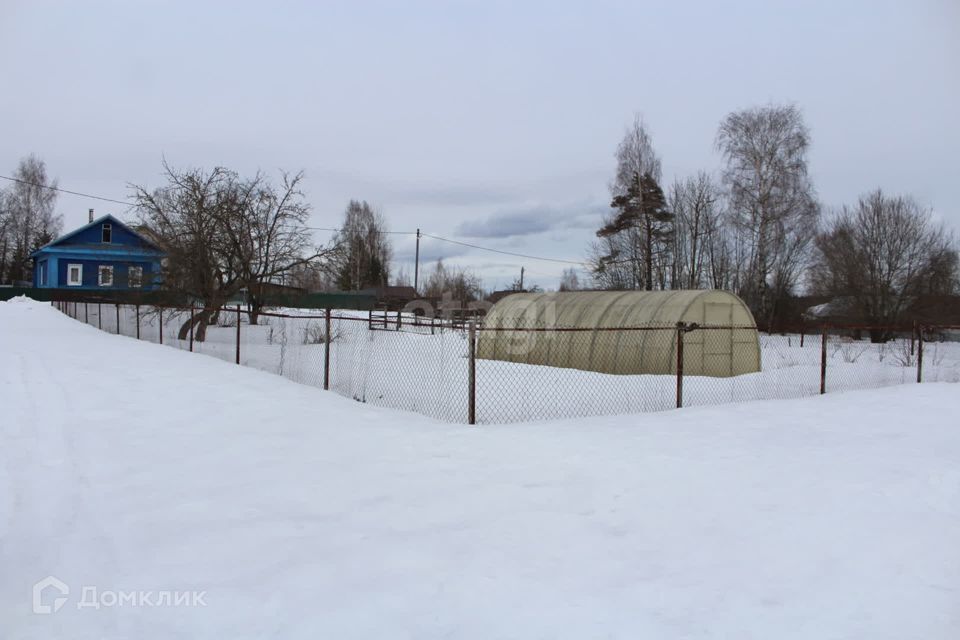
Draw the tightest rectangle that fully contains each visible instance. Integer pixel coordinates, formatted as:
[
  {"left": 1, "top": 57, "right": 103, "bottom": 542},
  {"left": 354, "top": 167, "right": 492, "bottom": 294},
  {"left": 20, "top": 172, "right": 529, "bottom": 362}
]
[
  {"left": 324, "top": 308, "right": 332, "bottom": 390},
  {"left": 676, "top": 322, "right": 685, "bottom": 408},
  {"left": 820, "top": 326, "right": 827, "bottom": 394},
  {"left": 235, "top": 304, "right": 241, "bottom": 365},
  {"left": 115, "top": 304, "right": 120, "bottom": 335},
  {"left": 84, "top": 302, "right": 88, "bottom": 324},
  {"left": 135, "top": 304, "right": 140, "bottom": 339},
  {"left": 159, "top": 307, "right": 163, "bottom": 345},
  {"left": 189, "top": 303, "right": 195, "bottom": 352},
  {"left": 468, "top": 320, "right": 477, "bottom": 425},
  {"left": 97, "top": 303, "right": 102, "bottom": 330},
  {"left": 917, "top": 325, "right": 924, "bottom": 383},
  {"left": 911, "top": 321, "right": 916, "bottom": 357},
  {"left": 800, "top": 326, "right": 805, "bottom": 348}
]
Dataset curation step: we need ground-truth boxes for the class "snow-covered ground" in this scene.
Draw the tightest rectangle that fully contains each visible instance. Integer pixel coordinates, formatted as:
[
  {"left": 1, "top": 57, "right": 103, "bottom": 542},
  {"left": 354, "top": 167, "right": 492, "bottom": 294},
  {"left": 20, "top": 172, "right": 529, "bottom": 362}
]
[
  {"left": 62, "top": 302, "right": 960, "bottom": 423},
  {"left": 2, "top": 297, "right": 959, "bottom": 639}
]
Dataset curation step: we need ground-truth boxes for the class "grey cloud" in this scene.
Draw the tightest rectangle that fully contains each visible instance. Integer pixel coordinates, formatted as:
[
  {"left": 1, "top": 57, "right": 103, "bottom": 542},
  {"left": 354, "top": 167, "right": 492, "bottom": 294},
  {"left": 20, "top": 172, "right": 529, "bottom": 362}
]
[
  {"left": 313, "top": 170, "right": 525, "bottom": 208},
  {"left": 455, "top": 202, "right": 608, "bottom": 239},
  {"left": 392, "top": 239, "right": 471, "bottom": 263}
]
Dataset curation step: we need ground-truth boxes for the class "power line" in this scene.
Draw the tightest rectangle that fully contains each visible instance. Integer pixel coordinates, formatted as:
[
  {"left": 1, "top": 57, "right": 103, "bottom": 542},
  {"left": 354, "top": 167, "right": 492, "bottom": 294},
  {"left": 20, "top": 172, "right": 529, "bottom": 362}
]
[
  {"left": 304, "top": 227, "right": 588, "bottom": 266},
  {"left": 423, "top": 234, "right": 589, "bottom": 266},
  {"left": 1, "top": 173, "right": 589, "bottom": 267},
  {"left": 0, "top": 175, "right": 130, "bottom": 207}
]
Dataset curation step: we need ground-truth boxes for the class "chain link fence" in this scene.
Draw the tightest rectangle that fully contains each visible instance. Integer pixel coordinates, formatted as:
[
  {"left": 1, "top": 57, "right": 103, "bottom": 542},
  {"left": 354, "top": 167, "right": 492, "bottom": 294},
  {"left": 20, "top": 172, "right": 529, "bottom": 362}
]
[{"left": 52, "top": 300, "right": 960, "bottom": 424}]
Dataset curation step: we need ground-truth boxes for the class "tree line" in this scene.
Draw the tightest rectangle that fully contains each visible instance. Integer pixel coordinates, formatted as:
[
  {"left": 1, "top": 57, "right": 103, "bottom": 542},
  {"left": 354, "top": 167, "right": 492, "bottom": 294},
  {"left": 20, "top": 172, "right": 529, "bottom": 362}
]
[
  {"left": 588, "top": 104, "right": 959, "bottom": 332},
  {"left": 5, "top": 103, "right": 958, "bottom": 340},
  {"left": 0, "top": 155, "right": 63, "bottom": 284}
]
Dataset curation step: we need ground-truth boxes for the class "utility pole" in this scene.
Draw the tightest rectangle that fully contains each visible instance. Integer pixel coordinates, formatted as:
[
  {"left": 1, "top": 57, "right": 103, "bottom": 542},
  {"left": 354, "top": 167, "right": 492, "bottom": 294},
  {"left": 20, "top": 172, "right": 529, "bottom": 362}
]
[
  {"left": 414, "top": 228, "right": 421, "bottom": 293},
  {"left": 519, "top": 266, "right": 525, "bottom": 291}
]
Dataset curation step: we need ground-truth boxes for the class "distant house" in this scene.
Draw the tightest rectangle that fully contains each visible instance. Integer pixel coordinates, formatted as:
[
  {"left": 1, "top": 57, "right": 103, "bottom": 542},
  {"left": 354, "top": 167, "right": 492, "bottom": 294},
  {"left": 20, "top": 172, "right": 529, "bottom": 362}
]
[{"left": 31, "top": 210, "right": 165, "bottom": 291}]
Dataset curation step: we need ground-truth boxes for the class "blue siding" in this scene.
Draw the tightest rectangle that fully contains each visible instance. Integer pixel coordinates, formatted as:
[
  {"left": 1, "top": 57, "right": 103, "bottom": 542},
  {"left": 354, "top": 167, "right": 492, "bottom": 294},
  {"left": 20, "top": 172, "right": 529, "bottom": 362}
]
[
  {"left": 34, "top": 259, "right": 47, "bottom": 287},
  {"left": 57, "top": 259, "right": 160, "bottom": 290},
  {"left": 66, "top": 220, "right": 157, "bottom": 250}
]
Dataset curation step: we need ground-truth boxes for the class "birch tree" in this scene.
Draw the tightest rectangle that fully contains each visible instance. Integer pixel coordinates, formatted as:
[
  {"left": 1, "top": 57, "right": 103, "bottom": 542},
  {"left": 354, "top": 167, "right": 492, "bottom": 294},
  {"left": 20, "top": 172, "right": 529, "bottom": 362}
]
[
  {"left": 0, "top": 155, "right": 62, "bottom": 283},
  {"left": 717, "top": 104, "right": 819, "bottom": 325},
  {"left": 670, "top": 171, "right": 723, "bottom": 289}
]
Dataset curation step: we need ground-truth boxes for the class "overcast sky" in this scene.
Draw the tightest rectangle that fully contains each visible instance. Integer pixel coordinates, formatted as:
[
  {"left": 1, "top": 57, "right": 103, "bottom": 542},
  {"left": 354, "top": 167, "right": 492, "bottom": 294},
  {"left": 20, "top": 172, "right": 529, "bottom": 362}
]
[{"left": 2, "top": 0, "right": 957, "bottom": 290}]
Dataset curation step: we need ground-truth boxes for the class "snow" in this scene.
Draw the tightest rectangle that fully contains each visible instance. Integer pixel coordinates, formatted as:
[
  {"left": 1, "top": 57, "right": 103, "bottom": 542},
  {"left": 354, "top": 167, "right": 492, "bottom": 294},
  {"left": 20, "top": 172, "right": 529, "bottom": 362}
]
[{"left": 2, "top": 297, "right": 960, "bottom": 639}]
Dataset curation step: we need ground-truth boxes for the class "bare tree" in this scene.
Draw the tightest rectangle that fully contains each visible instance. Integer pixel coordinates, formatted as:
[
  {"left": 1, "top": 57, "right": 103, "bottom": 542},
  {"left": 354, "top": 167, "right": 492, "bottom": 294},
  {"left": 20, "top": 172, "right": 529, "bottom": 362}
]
[
  {"left": 559, "top": 267, "right": 581, "bottom": 291},
  {"left": 133, "top": 164, "right": 331, "bottom": 338},
  {"left": 589, "top": 230, "right": 637, "bottom": 290},
  {"left": 393, "top": 265, "right": 412, "bottom": 287},
  {"left": 333, "top": 200, "right": 392, "bottom": 291},
  {"left": 132, "top": 164, "right": 243, "bottom": 340},
  {"left": 611, "top": 114, "right": 662, "bottom": 196},
  {"left": 422, "top": 258, "right": 482, "bottom": 303},
  {"left": 286, "top": 261, "right": 339, "bottom": 292},
  {"left": 813, "top": 189, "right": 958, "bottom": 340},
  {"left": 0, "top": 155, "right": 62, "bottom": 283},
  {"left": 670, "top": 171, "right": 723, "bottom": 289},
  {"left": 717, "top": 103, "right": 819, "bottom": 325},
  {"left": 222, "top": 171, "right": 331, "bottom": 324}
]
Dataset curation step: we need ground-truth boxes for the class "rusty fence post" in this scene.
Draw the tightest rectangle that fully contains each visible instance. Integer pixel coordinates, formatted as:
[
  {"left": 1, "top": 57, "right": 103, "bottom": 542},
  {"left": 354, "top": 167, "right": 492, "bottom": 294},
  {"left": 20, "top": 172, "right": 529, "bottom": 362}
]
[
  {"left": 468, "top": 320, "right": 477, "bottom": 425},
  {"left": 676, "top": 322, "right": 685, "bottom": 408},
  {"left": 820, "top": 326, "right": 828, "bottom": 394},
  {"left": 189, "top": 303, "right": 195, "bottom": 352},
  {"left": 135, "top": 304, "right": 140, "bottom": 339},
  {"left": 323, "top": 308, "right": 332, "bottom": 390},
  {"left": 917, "top": 325, "right": 924, "bottom": 383},
  {"left": 235, "top": 304, "right": 241, "bottom": 365},
  {"left": 115, "top": 304, "right": 120, "bottom": 335}
]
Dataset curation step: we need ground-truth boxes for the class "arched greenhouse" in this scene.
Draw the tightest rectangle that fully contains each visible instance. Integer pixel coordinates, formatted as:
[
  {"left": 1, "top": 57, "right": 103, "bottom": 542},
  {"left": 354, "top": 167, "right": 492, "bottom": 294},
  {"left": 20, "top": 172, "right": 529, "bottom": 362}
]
[{"left": 477, "top": 290, "right": 761, "bottom": 377}]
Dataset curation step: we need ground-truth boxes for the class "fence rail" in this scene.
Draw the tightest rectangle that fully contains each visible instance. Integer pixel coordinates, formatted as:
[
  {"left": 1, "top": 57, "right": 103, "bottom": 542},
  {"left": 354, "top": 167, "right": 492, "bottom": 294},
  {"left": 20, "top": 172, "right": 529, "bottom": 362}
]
[{"left": 50, "top": 299, "right": 960, "bottom": 424}]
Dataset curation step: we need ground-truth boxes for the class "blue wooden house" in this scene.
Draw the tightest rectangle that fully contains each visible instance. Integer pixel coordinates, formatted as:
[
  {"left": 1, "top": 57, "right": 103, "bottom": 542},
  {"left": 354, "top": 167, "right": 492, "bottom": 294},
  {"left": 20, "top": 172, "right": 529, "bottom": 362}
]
[{"left": 31, "top": 210, "right": 165, "bottom": 290}]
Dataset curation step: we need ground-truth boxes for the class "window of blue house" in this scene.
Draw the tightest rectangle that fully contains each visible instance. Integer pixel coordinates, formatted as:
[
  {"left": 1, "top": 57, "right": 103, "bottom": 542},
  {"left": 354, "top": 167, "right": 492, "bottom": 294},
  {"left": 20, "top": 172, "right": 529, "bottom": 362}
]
[
  {"left": 39, "top": 262, "right": 46, "bottom": 285},
  {"left": 67, "top": 264, "right": 83, "bottom": 286},
  {"left": 98, "top": 265, "right": 114, "bottom": 287},
  {"left": 129, "top": 266, "right": 143, "bottom": 288},
  {"left": 102, "top": 223, "right": 112, "bottom": 243}
]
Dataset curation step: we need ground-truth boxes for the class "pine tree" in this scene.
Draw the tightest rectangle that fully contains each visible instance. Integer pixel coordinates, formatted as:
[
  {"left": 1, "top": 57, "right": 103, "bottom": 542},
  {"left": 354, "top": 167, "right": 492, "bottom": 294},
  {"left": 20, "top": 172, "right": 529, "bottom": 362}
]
[{"left": 597, "top": 171, "right": 674, "bottom": 290}]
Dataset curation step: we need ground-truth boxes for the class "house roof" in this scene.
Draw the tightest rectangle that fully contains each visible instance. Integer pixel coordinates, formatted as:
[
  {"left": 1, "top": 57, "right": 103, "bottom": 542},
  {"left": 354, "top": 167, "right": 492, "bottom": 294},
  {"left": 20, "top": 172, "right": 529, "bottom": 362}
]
[{"left": 31, "top": 214, "right": 164, "bottom": 257}]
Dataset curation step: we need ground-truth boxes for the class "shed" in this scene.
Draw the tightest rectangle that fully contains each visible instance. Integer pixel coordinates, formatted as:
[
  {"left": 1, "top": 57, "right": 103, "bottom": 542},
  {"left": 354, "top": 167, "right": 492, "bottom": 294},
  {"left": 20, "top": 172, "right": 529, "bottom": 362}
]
[{"left": 477, "top": 290, "right": 761, "bottom": 377}]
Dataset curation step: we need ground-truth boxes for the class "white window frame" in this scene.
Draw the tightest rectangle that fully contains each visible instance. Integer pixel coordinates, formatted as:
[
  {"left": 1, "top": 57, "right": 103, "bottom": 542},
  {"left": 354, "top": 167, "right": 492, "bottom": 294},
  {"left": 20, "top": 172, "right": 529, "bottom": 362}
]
[
  {"left": 98, "top": 265, "right": 114, "bottom": 287},
  {"left": 67, "top": 263, "right": 83, "bottom": 286},
  {"left": 128, "top": 265, "right": 143, "bottom": 288}
]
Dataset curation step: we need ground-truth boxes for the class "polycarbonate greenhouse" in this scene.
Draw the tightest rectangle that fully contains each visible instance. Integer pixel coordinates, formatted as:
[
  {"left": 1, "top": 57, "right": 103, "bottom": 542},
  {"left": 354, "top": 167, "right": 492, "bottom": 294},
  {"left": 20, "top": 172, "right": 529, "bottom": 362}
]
[{"left": 477, "top": 290, "right": 761, "bottom": 377}]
